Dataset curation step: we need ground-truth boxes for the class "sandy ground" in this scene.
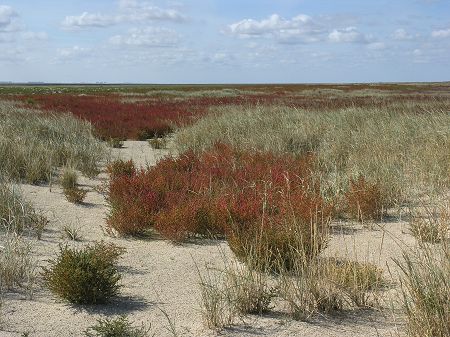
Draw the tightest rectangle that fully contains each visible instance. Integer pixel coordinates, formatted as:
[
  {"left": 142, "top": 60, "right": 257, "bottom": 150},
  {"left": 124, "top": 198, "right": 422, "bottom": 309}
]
[{"left": 0, "top": 141, "right": 413, "bottom": 337}]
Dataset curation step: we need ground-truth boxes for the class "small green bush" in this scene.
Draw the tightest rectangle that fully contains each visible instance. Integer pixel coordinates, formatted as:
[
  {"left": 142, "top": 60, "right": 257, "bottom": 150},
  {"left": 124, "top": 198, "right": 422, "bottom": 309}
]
[
  {"left": 42, "top": 242, "right": 124, "bottom": 304},
  {"left": 63, "top": 187, "right": 87, "bottom": 204},
  {"left": 84, "top": 316, "right": 152, "bottom": 337}
]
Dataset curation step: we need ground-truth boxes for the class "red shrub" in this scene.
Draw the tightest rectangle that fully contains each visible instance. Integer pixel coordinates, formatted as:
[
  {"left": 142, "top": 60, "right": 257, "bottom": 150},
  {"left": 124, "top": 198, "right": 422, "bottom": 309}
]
[{"left": 106, "top": 143, "right": 333, "bottom": 258}]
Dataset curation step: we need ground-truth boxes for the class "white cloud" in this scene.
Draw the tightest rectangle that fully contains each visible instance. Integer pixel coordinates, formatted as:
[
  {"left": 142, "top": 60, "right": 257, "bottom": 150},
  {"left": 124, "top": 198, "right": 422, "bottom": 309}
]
[
  {"left": 431, "top": 28, "right": 450, "bottom": 38},
  {"left": 227, "top": 14, "right": 324, "bottom": 43},
  {"left": 328, "top": 27, "right": 368, "bottom": 43},
  {"left": 392, "top": 28, "right": 413, "bottom": 40},
  {"left": 367, "top": 42, "right": 386, "bottom": 50},
  {"left": 0, "top": 5, "right": 19, "bottom": 32},
  {"left": 62, "top": 1, "right": 185, "bottom": 30},
  {"left": 56, "top": 46, "right": 92, "bottom": 60},
  {"left": 62, "top": 12, "right": 117, "bottom": 29},
  {"left": 109, "top": 27, "right": 179, "bottom": 47},
  {"left": 21, "top": 31, "right": 48, "bottom": 40}
]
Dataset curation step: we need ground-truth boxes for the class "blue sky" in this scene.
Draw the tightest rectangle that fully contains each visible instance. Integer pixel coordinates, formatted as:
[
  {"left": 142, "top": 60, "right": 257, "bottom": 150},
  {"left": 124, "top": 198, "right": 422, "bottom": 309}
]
[{"left": 1, "top": 0, "right": 449, "bottom": 83}]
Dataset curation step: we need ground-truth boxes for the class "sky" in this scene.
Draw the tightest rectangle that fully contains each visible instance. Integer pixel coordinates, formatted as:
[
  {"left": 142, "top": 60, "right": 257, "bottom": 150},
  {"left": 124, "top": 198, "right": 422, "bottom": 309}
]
[{"left": 0, "top": 0, "right": 449, "bottom": 83}]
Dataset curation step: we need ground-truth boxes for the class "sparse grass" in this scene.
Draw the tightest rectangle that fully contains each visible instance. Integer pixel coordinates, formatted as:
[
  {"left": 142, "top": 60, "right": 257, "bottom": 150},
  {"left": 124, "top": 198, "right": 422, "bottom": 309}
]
[
  {"left": 0, "top": 100, "right": 106, "bottom": 184},
  {"left": 42, "top": 242, "right": 124, "bottom": 304},
  {"left": 0, "top": 181, "right": 47, "bottom": 237},
  {"left": 409, "top": 202, "right": 449, "bottom": 244},
  {"left": 62, "top": 223, "right": 83, "bottom": 241},
  {"left": 84, "top": 316, "right": 153, "bottom": 337},
  {"left": 395, "top": 214, "right": 450, "bottom": 337},
  {"left": 0, "top": 233, "right": 36, "bottom": 296},
  {"left": 148, "top": 136, "right": 167, "bottom": 149},
  {"left": 279, "top": 257, "right": 385, "bottom": 320}
]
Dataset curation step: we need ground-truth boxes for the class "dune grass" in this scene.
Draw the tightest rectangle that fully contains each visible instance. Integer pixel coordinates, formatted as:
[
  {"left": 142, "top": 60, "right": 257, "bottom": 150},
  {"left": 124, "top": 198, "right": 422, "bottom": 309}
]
[
  {"left": 0, "top": 100, "right": 106, "bottom": 184},
  {"left": 395, "top": 204, "right": 449, "bottom": 337},
  {"left": 175, "top": 102, "right": 450, "bottom": 209}
]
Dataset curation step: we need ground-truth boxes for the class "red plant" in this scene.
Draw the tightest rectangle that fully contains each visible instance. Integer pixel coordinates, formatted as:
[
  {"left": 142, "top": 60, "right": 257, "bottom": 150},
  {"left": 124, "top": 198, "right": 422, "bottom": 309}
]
[{"left": 106, "top": 143, "right": 332, "bottom": 258}]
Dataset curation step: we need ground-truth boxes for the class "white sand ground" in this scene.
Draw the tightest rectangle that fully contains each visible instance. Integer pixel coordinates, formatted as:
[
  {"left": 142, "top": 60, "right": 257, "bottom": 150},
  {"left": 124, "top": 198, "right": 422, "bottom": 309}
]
[{"left": 1, "top": 141, "right": 413, "bottom": 337}]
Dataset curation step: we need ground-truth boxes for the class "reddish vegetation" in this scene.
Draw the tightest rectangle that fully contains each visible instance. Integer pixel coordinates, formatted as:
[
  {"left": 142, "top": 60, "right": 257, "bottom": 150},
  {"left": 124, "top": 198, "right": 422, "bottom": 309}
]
[
  {"left": 17, "top": 94, "right": 275, "bottom": 140},
  {"left": 106, "top": 144, "right": 332, "bottom": 253},
  {"left": 9, "top": 83, "right": 444, "bottom": 140}
]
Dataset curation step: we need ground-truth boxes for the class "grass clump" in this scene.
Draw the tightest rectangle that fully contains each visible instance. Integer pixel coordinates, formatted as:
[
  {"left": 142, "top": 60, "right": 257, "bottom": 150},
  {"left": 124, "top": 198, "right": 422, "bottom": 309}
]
[
  {"left": 0, "top": 181, "right": 47, "bottom": 237},
  {"left": 395, "top": 236, "right": 449, "bottom": 337},
  {"left": 0, "top": 100, "right": 106, "bottom": 184},
  {"left": 60, "top": 167, "right": 87, "bottom": 204},
  {"left": 0, "top": 233, "right": 36, "bottom": 295},
  {"left": 42, "top": 242, "right": 124, "bottom": 304},
  {"left": 409, "top": 202, "right": 449, "bottom": 244},
  {"left": 344, "top": 176, "right": 384, "bottom": 221},
  {"left": 84, "top": 316, "right": 152, "bottom": 337},
  {"left": 280, "top": 257, "right": 385, "bottom": 320}
]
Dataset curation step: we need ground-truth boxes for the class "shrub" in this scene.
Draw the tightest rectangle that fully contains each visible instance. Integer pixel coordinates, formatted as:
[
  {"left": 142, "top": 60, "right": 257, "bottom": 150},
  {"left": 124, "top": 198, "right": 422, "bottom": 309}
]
[
  {"left": 63, "top": 187, "right": 87, "bottom": 204},
  {"left": 84, "top": 316, "right": 152, "bottom": 337},
  {"left": 106, "top": 143, "right": 330, "bottom": 249},
  {"left": 42, "top": 242, "right": 124, "bottom": 304},
  {"left": 345, "top": 176, "right": 384, "bottom": 221}
]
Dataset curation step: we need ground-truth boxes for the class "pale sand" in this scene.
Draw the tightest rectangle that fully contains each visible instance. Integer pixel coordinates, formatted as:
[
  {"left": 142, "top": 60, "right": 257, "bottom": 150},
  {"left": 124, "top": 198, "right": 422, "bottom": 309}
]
[{"left": 1, "top": 141, "right": 412, "bottom": 337}]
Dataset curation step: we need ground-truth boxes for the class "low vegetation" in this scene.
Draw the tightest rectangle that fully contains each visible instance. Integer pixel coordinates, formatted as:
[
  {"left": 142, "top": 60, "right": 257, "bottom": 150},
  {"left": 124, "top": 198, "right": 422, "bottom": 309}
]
[
  {"left": 60, "top": 167, "right": 87, "bottom": 204},
  {"left": 42, "top": 242, "right": 124, "bottom": 304},
  {"left": 176, "top": 103, "right": 450, "bottom": 209},
  {"left": 84, "top": 316, "right": 152, "bottom": 337},
  {"left": 0, "top": 100, "right": 106, "bottom": 184},
  {"left": 395, "top": 219, "right": 449, "bottom": 337}
]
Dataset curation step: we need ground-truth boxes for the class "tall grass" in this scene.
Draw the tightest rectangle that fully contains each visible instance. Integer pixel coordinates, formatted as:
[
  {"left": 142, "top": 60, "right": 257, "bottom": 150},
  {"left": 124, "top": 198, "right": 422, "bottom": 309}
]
[
  {"left": 176, "top": 103, "right": 450, "bottom": 208},
  {"left": 395, "top": 202, "right": 450, "bottom": 337},
  {"left": 0, "top": 100, "right": 106, "bottom": 183}
]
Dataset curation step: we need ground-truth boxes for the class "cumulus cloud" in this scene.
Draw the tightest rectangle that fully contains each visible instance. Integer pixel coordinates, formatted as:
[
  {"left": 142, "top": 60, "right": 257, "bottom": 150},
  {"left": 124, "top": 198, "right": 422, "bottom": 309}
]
[
  {"left": 62, "top": 1, "right": 185, "bottom": 30},
  {"left": 328, "top": 27, "right": 368, "bottom": 43},
  {"left": 0, "top": 5, "right": 19, "bottom": 32},
  {"left": 109, "top": 27, "right": 180, "bottom": 47},
  {"left": 227, "top": 14, "right": 324, "bottom": 43},
  {"left": 431, "top": 28, "right": 450, "bottom": 38}
]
